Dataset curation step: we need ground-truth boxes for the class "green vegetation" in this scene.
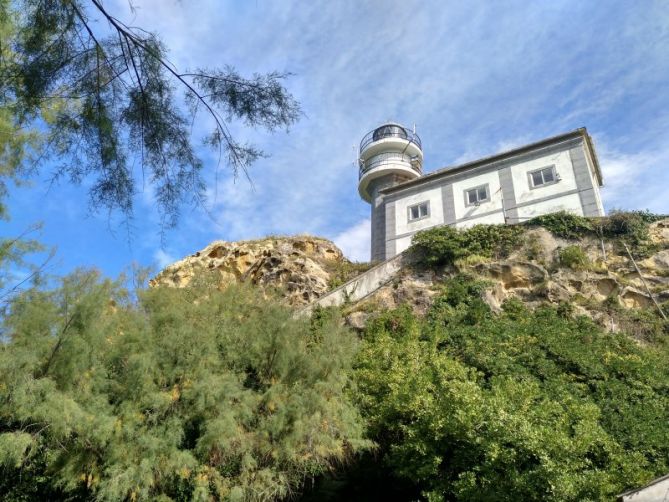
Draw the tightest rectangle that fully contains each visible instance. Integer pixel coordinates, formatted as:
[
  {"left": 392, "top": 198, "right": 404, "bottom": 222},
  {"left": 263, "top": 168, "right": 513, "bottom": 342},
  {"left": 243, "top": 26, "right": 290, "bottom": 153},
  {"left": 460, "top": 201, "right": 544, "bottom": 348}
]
[
  {"left": 0, "top": 0, "right": 299, "bottom": 226},
  {"left": 0, "top": 273, "right": 368, "bottom": 500},
  {"left": 5, "top": 269, "right": 667, "bottom": 501},
  {"left": 411, "top": 210, "right": 667, "bottom": 267},
  {"left": 411, "top": 224, "right": 525, "bottom": 267},
  {"left": 326, "top": 260, "right": 374, "bottom": 290},
  {"left": 526, "top": 211, "right": 593, "bottom": 239},
  {"left": 558, "top": 245, "right": 590, "bottom": 269},
  {"left": 526, "top": 209, "right": 665, "bottom": 243},
  {"left": 3, "top": 213, "right": 669, "bottom": 500},
  {"left": 354, "top": 275, "right": 669, "bottom": 501},
  {"left": 594, "top": 210, "right": 665, "bottom": 257}
]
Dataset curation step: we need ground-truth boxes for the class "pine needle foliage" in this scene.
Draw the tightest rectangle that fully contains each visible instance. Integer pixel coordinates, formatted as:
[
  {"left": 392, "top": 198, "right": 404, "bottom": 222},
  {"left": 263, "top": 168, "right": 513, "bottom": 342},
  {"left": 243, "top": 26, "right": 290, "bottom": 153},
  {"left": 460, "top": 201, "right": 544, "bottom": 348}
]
[
  {"left": 355, "top": 275, "right": 669, "bottom": 501},
  {"left": 0, "top": 272, "right": 368, "bottom": 501},
  {"left": 0, "top": 0, "right": 301, "bottom": 227}
]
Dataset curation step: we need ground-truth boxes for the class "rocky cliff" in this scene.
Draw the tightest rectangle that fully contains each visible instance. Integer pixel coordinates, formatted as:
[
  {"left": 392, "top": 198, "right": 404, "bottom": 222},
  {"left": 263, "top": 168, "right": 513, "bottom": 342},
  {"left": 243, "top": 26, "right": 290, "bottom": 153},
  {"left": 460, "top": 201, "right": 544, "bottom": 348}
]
[
  {"left": 150, "top": 235, "right": 356, "bottom": 306},
  {"left": 153, "top": 218, "right": 669, "bottom": 337},
  {"left": 343, "top": 218, "right": 669, "bottom": 334}
]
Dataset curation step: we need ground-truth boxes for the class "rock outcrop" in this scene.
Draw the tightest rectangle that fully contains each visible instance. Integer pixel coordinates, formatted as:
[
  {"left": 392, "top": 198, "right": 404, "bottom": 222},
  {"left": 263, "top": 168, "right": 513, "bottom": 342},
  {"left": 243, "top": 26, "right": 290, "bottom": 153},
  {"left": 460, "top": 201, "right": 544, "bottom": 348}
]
[
  {"left": 342, "top": 219, "right": 669, "bottom": 334},
  {"left": 153, "top": 218, "right": 669, "bottom": 336},
  {"left": 150, "top": 236, "right": 346, "bottom": 306}
]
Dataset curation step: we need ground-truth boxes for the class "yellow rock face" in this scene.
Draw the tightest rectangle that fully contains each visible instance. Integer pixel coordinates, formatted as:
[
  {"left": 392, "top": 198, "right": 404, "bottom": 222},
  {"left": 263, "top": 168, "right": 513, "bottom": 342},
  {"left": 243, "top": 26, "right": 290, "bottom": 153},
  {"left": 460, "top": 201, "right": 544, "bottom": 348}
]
[
  {"left": 649, "top": 219, "right": 669, "bottom": 246},
  {"left": 348, "top": 220, "right": 669, "bottom": 334},
  {"left": 150, "top": 236, "right": 346, "bottom": 306}
]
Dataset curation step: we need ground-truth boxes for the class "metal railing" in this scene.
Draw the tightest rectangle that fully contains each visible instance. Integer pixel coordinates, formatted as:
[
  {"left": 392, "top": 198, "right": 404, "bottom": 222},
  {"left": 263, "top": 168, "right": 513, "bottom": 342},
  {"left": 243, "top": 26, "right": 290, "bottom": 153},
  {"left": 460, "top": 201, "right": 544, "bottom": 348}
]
[
  {"left": 359, "top": 152, "right": 422, "bottom": 179},
  {"left": 359, "top": 124, "right": 422, "bottom": 152}
]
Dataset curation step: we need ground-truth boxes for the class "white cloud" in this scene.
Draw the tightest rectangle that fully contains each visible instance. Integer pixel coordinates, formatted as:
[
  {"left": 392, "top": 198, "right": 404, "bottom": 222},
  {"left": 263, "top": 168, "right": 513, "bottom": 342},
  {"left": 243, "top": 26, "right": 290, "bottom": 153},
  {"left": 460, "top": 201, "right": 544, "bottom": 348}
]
[
  {"left": 112, "top": 0, "right": 667, "bottom": 264},
  {"left": 153, "top": 249, "right": 176, "bottom": 269},
  {"left": 18, "top": 1, "right": 668, "bottom": 280},
  {"left": 331, "top": 219, "right": 371, "bottom": 262},
  {"left": 597, "top": 140, "right": 669, "bottom": 214}
]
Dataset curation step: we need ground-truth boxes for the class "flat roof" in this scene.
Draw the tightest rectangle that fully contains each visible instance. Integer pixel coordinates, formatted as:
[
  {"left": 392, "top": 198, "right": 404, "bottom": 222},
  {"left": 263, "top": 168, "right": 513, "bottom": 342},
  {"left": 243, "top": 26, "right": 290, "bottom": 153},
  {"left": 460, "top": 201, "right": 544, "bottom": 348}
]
[{"left": 381, "top": 128, "right": 603, "bottom": 195}]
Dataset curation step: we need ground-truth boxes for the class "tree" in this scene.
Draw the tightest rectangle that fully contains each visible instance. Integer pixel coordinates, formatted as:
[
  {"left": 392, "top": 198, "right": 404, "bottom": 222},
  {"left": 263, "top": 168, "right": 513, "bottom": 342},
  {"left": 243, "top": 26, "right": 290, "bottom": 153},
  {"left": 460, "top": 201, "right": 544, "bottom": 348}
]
[
  {"left": 0, "top": 0, "right": 39, "bottom": 219},
  {"left": 0, "top": 3, "right": 51, "bottom": 305},
  {"left": 0, "top": 0, "right": 300, "bottom": 227},
  {"left": 0, "top": 274, "right": 368, "bottom": 500}
]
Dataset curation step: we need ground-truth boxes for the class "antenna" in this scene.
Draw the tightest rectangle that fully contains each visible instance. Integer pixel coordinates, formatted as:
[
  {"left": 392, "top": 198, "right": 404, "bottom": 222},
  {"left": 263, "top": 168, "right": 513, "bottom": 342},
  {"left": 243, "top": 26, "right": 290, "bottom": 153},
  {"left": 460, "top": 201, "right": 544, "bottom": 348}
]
[{"left": 413, "top": 123, "right": 416, "bottom": 134}]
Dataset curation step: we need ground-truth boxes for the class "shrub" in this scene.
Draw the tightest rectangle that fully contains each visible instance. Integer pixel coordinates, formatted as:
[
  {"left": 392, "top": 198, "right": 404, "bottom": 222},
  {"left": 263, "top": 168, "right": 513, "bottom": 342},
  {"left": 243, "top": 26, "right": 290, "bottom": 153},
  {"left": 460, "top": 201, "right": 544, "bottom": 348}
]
[
  {"left": 600, "top": 209, "right": 662, "bottom": 244},
  {"left": 412, "top": 211, "right": 665, "bottom": 268},
  {"left": 558, "top": 245, "right": 590, "bottom": 269},
  {"left": 527, "top": 210, "right": 666, "bottom": 258},
  {"left": 411, "top": 224, "right": 524, "bottom": 267},
  {"left": 354, "top": 275, "right": 669, "bottom": 501},
  {"left": 594, "top": 210, "right": 666, "bottom": 257},
  {"left": 326, "top": 260, "right": 374, "bottom": 289},
  {"left": 526, "top": 211, "right": 593, "bottom": 239},
  {"left": 608, "top": 305, "right": 669, "bottom": 344},
  {"left": 523, "top": 233, "right": 544, "bottom": 262}
]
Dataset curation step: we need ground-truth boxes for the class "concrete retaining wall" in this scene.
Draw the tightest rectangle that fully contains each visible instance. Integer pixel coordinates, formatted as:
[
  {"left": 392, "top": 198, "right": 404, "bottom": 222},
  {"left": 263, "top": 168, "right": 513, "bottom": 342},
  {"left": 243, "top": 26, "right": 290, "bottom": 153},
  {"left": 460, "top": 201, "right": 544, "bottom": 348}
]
[{"left": 299, "top": 252, "right": 409, "bottom": 316}]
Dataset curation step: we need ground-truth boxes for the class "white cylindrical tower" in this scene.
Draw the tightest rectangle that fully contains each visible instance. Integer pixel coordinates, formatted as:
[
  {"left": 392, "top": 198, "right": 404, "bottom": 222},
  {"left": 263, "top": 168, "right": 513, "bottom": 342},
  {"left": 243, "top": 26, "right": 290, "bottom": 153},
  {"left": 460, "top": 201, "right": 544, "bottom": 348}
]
[{"left": 358, "top": 122, "right": 423, "bottom": 261}]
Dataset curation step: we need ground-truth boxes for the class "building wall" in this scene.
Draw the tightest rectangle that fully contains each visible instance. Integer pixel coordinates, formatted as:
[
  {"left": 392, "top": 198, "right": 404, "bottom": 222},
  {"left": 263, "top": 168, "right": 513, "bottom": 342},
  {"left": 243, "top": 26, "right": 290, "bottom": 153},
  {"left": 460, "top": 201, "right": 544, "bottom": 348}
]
[
  {"left": 382, "top": 138, "right": 604, "bottom": 258},
  {"left": 515, "top": 192, "right": 584, "bottom": 220},
  {"left": 510, "top": 149, "right": 577, "bottom": 206},
  {"left": 455, "top": 209, "right": 507, "bottom": 229},
  {"left": 452, "top": 170, "right": 504, "bottom": 220},
  {"left": 571, "top": 145, "right": 605, "bottom": 217},
  {"left": 369, "top": 174, "right": 412, "bottom": 261},
  {"left": 394, "top": 186, "right": 445, "bottom": 236}
]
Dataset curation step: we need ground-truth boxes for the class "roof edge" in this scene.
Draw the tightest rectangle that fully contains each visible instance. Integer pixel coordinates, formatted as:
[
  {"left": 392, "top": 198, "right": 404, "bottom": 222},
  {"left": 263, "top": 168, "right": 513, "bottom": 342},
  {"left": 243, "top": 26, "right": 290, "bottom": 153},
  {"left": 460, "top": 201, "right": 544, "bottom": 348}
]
[
  {"left": 381, "top": 128, "right": 602, "bottom": 194},
  {"left": 582, "top": 129, "right": 604, "bottom": 186}
]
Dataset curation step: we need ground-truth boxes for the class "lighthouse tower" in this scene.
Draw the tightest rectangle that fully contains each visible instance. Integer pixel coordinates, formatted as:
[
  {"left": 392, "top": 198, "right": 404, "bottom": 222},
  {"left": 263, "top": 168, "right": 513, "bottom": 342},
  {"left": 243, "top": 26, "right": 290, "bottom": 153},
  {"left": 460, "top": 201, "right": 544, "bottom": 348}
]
[{"left": 358, "top": 122, "right": 423, "bottom": 261}]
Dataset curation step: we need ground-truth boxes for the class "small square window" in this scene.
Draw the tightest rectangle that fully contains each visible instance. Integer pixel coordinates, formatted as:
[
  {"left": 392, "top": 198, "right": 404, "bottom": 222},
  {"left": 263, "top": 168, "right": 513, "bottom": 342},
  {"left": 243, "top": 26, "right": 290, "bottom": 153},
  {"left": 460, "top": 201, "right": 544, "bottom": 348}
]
[
  {"left": 529, "top": 166, "right": 558, "bottom": 188},
  {"left": 465, "top": 184, "right": 489, "bottom": 206},
  {"left": 408, "top": 201, "right": 430, "bottom": 222}
]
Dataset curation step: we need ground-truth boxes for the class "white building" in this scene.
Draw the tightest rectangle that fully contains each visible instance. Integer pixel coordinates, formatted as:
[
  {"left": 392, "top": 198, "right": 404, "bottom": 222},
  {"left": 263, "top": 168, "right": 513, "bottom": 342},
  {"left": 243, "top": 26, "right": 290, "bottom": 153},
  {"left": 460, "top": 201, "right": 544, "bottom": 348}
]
[{"left": 358, "top": 123, "right": 605, "bottom": 261}]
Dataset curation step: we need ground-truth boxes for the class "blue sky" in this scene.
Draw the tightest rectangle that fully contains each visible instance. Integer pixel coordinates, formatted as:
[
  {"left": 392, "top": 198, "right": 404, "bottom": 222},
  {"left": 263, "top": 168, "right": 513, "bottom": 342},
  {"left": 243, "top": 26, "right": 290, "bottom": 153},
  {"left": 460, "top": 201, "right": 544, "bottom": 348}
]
[{"left": 4, "top": 0, "right": 669, "bottom": 280}]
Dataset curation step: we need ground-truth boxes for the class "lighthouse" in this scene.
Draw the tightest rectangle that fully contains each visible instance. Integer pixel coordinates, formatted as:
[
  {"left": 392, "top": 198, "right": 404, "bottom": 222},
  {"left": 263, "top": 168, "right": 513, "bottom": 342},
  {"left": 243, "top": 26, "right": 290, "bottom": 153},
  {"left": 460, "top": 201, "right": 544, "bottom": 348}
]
[{"left": 358, "top": 122, "right": 423, "bottom": 261}]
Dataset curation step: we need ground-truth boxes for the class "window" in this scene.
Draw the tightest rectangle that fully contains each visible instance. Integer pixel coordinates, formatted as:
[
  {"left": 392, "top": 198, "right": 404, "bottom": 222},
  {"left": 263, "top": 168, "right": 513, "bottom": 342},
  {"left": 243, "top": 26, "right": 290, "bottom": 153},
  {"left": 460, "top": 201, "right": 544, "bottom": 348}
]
[
  {"left": 465, "top": 184, "right": 489, "bottom": 206},
  {"left": 529, "top": 165, "right": 559, "bottom": 188},
  {"left": 408, "top": 201, "right": 430, "bottom": 221}
]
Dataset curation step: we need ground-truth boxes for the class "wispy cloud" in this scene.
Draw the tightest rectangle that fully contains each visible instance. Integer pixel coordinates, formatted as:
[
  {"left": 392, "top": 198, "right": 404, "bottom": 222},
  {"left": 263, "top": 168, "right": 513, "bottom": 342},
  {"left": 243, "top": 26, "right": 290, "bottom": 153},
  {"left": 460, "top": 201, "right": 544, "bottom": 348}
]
[
  {"left": 332, "top": 219, "right": 371, "bottom": 262},
  {"left": 597, "top": 139, "right": 669, "bottom": 214},
  {"left": 7, "top": 1, "right": 668, "bottom": 279},
  {"left": 153, "top": 249, "right": 176, "bottom": 269}
]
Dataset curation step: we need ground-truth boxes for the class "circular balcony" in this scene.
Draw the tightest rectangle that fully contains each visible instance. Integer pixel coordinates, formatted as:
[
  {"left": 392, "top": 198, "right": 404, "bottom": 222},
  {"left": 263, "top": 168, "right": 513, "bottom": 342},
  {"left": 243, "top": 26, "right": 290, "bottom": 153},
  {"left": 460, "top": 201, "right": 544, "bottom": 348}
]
[{"left": 359, "top": 152, "right": 422, "bottom": 180}]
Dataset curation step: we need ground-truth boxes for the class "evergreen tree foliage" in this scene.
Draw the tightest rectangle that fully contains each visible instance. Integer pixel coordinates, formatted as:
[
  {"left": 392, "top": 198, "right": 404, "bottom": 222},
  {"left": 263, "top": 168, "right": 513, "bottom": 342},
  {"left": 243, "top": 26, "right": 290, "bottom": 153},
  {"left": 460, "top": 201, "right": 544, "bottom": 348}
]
[
  {"left": 0, "top": 273, "right": 368, "bottom": 500},
  {"left": 354, "top": 275, "right": 669, "bottom": 501},
  {"left": 0, "top": 0, "right": 41, "bottom": 220},
  {"left": 0, "top": 0, "right": 300, "bottom": 226}
]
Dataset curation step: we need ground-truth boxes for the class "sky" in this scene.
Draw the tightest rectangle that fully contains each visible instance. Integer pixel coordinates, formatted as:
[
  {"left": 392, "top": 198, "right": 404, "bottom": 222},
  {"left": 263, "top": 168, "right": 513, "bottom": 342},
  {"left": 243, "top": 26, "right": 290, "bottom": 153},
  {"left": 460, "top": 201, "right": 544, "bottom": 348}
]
[{"left": 4, "top": 0, "right": 669, "bottom": 281}]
